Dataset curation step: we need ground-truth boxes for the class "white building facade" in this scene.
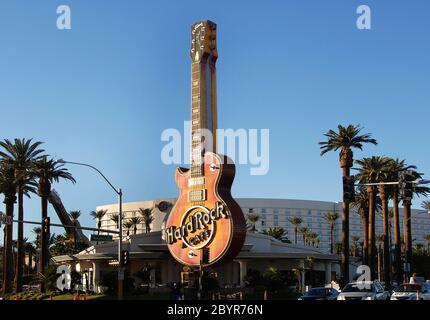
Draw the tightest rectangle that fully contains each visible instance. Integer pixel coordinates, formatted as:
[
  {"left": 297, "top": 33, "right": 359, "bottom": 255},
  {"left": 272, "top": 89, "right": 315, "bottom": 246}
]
[{"left": 96, "top": 198, "right": 430, "bottom": 253}]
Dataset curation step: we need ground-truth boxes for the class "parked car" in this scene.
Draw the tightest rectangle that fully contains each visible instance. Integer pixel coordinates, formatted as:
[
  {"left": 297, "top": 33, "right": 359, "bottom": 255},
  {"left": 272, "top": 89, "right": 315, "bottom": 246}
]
[
  {"left": 391, "top": 283, "right": 430, "bottom": 300},
  {"left": 337, "top": 281, "right": 390, "bottom": 300},
  {"left": 298, "top": 287, "right": 339, "bottom": 300}
]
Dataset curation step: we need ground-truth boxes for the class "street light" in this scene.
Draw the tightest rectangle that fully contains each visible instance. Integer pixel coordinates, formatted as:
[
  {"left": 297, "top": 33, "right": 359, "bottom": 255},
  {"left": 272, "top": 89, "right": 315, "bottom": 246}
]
[{"left": 59, "top": 160, "right": 124, "bottom": 300}]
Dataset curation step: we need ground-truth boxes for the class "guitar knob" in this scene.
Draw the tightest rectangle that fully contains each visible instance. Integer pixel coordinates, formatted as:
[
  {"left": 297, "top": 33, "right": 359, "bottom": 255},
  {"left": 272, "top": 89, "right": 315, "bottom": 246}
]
[{"left": 210, "top": 163, "right": 219, "bottom": 172}]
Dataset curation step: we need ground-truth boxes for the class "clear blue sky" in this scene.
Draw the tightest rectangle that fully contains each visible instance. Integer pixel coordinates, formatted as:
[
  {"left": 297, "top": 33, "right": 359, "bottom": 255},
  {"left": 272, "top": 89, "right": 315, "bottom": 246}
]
[{"left": 0, "top": 0, "right": 429, "bottom": 241}]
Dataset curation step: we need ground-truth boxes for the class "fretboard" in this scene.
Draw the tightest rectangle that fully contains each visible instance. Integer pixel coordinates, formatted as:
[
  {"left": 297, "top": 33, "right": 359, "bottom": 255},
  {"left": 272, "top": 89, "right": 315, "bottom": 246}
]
[{"left": 191, "top": 62, "right": 203, "bottom": 178}]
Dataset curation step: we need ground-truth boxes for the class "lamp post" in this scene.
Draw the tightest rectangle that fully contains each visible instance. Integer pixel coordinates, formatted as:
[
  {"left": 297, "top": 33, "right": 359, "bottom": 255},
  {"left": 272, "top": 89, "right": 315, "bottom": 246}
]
[{"left": 59, "top": 160, "right": 124, "bottom": 300}]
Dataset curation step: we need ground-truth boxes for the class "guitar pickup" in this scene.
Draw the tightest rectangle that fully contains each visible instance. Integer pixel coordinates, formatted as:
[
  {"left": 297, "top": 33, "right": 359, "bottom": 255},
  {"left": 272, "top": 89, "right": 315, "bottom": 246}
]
[
  {"left": 188, "top": 189, "right": 207, "bottom": 202},
  {"left": 188, "top": 177, "right": 205, "bottom": 187}
]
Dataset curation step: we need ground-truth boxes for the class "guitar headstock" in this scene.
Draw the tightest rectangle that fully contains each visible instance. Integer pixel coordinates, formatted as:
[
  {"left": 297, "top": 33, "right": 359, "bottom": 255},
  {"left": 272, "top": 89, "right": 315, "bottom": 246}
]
[{"left": 190, "top": 20, "right": 217, "bottom": 63}]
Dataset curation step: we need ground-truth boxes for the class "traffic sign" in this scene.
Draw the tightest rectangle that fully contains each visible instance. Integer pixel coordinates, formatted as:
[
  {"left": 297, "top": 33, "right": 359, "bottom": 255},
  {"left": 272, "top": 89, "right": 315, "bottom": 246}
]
[{"left": 90, "top": 234, "right": 113, "bottom": 242}]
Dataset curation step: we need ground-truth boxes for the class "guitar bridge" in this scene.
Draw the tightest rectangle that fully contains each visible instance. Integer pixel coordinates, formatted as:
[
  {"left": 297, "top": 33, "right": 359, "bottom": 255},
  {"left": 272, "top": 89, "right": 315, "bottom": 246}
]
[{"left": 188, "top": 189, "right": 207, "bottom": 202}]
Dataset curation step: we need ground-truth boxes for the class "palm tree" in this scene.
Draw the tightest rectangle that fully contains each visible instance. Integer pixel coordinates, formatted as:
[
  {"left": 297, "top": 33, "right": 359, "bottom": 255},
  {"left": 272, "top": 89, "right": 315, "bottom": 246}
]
[
  {"left": 355, "top": 156, "right": 391, "bottom": 280},
  {"left": 32, "top": 227, "right": 42, "bottom": 249},
  {"left": 298, "top": 227, "right": 308, "bottom": 246},
  {"left": 319, "top": 124, "right": 377, "bottom": 286},
  {"left": 0, "top": 138, "right": 45, "bottom": 292},
  {"left": 33, "top": 156, "right": 75, "bottom": 278},
  {"left": 288, "top": 216, "right": 302, "bottom": 244},
  {"left": 110, "top": 213, "right": 119, "bottom": 229},
  {"left": 323, "top": 211, "right": 339, "bottom": 253},
  {"left": 90, "top": 209, "right": 108, "bottom": 235},
  {"left": 351, "top": 188, "right": 370, "bottom": 264},
  {"left": 0, "top": 163, "right": 16, "bottom": 294},
  {"left": 307, "top": 232, "right": 318, "bottom": 247},
  {"left": 69, "top": 210, "right": 81, "bottom": 249},
  {"left": 123, "top": 220, "right": 134, "bottom": 236},
  {"left": 351, "top": 235, "right": 360, "bottom": 257},
  {"left": 246, "top": 213, "right": 260, "bottom": 232},
  {"left": 334, "top": 242, "right": 342, "bottom": 255},
  {"left": 422, "top": 200, "right": 430, "bottom": 214},
  {"left": 376, "top": 234, "right": 384, "bottom": 281},
  {"left": 386, "top": 158, "right": 415, "bottom": 284},
  {"left": 23, "top": 239, "right": 36, "bottom": 275},
  {"left": 423, "top": 234, "right": 430, "bottom": 253},
  {"left": 138, "top": 208, "right": 154, "bottom": 233},
  {"left": 130, "top": 216, "right": 143, "bottom": 235},
  {"left": 69, "top": 210, "right": 81, "bottom": 221},
  {"left": 403, "top": 168, "right": 430, "bottom": 276},
  {"left": 262, "top": 227, "right": 287, "bottom": 240}
]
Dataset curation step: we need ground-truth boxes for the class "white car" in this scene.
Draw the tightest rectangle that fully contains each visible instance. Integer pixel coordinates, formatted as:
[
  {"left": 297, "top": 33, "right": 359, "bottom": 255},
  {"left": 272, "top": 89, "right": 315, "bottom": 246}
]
[
  {"left": 337, "top": 281, "right": 390, "bottom": 300},
  {"left": 391, "top": 283, "right": 430, "bottom": 300}
]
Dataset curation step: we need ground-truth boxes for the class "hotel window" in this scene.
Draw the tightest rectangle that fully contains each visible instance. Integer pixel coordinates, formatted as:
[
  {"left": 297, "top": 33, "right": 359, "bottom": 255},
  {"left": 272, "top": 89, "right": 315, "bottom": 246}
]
[
  {"left": 274, "top": 221, "right": 279, "bottom": 226},
  {"left": 261, "top": 214, "right": 266, "bottom": 220},
  {"left": 261, "top": 208, "right": 267, "bottom": 213},
  {"left": 273, "top": 209, "right": 279, "bottom": 214},
  {"left": 261, "top": 220, "right": 266, "bottom": 226},
  {"left": 273, "top": 215, "right": 278, "bottom": 220},
  {"left": 285, "top": 210, "right": 290, "bottom": 214},
  {"left": 308, "top": 210, "right": 312, "bottom": 215},
  {"left": 296, "top": 211, "right": 301, "bottom": 216},
  {"left": 249, "top": 208, "right": 254, "bottom": 213}
]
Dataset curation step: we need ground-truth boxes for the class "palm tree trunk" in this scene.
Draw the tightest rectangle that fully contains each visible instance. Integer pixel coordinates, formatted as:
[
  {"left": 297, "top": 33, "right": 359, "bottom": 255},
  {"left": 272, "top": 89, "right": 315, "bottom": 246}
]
[
  {"left": 341, "top": 165, "right": 350, "bottom": 287},
  {"left": 40, "top": 194, "right": 49, "bottom": 283},
  {"left": 294, "top": 227, "right": 298, "bottom": 244},
  {"left": 392, "top": 191, "right": 402, "bottom": 285},
  {"left": 377, "top": 244, "right": 382, "bottom": 281},
  {"left": 361, "top": 209, "right": 369, "bottom": 265},
  {"left": 328, "top": 223, "right": 333, "bottom": 253},
  {"left": 15, "top": 186, "right": 24, "bottom": 292},
  {"left": 379, "top": 185, "right": 391, "bottom": 287},
  {"left": 403, "top": 199, "right": 413, "bottom": 280},
  {"left": 2, "top": 194, "right": 16, "bottom": 294},
  {"left": 367, "top": 186, "right": 376, "bottom": 280}
]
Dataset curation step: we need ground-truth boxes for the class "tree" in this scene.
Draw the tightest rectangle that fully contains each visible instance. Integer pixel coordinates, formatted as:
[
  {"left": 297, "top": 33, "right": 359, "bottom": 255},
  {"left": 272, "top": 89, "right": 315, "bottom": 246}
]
[
  {"left": 123, "top": 220, "right": 134, "bottom": 237},
  {"left": 246, "top": 213, "right": 260, "bottom": 232},
  {"left": 422, "top": 200, "right": 430, "bottom": 214},
  {"left": 139, "top": 208, "right": 154, "bottom": 233},
  {"left": 376, "top": 234, "right": 385, "bottom": 281},
  {"left": 130, "top": 216, "right": 143, "bottom": 235},
  {"left": 33, "top": 156, "right": 75, "bottom": 280},
  {"left": 298, "top": 227, "right": 308, "bottom": 246},
  {"left": 351, "top": 235, "right": 360, "bottom": 257},
  {"left": 356, "top": 156, "right": 391, "bottom": 281},
  {"left": 351, "top": 187, "right": 371, "bottom": 264},
  {"left": 0, "top": 138, "right": 45, "bottom": 292},
  {"left": 319, "top": 124, "right": 377, "bottom": 286},
  {"left": 90, "top": 209, "right": 108, "bottom": 235},
  {"left": 68, "top": 210, "right": 81, "bottom": 250},
  {"left": 386, "top": 158, "right": 415, "bottom": 284},
  {"left": 403, "top": 168, "right": 429, "bottom": 276},
  {"left": 110, "top": 213, "right": 119, "bottom": 229},
  {"left": 323, "top": 211, "right": 339, "bottom": 253},
  {"left": 23, "top": 240, "right": 36, "bottom": 275},
  {"left": 424, "top": 234, "right": 430, "bottom": 253},
  {"left": 0, "top": 163, "right": 16, "bottom": 294},
  {"left": 262, "top": 227, "right": 287, "bottom": 240},
  {"left": 288, "top": 216, "right": 302, "bottom": 245}
]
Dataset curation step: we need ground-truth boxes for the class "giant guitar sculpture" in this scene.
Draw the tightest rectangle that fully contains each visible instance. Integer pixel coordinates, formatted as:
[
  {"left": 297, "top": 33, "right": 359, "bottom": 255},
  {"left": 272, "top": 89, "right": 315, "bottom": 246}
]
[{"left": 163, "top": 21, "right": 246, "bottom": 267}]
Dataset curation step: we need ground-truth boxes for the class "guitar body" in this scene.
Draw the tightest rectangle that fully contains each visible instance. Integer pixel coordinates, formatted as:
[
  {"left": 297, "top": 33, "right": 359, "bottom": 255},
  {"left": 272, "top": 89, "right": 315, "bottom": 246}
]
[{"left": 164, "top": 152, "right": 246, "bottom": 267}]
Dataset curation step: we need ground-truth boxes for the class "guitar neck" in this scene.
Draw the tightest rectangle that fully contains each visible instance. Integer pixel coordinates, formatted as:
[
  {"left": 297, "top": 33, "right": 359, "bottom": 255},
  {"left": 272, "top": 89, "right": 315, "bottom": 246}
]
[{"left": 190, "top": 21, "right": 218, "bottom": 176}]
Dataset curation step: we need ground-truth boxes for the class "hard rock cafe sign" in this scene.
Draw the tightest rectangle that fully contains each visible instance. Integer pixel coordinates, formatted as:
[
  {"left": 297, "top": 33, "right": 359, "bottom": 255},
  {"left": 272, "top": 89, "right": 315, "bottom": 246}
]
[{"left": 163, "top": 201, "right": 228, "bottom": 249}]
